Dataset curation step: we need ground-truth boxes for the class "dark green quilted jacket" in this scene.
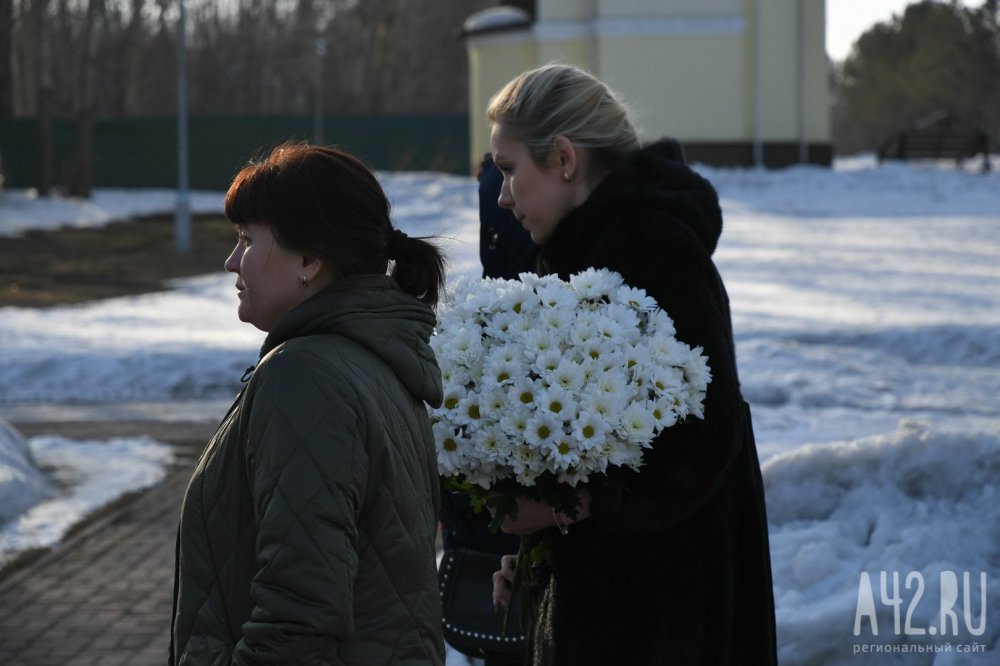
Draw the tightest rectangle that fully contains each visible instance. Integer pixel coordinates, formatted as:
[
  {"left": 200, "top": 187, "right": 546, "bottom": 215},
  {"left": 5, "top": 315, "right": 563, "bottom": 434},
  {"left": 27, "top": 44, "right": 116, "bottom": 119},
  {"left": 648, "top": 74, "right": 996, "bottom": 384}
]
[{"left": 170, "top": 275, "right": 445, "bottom": 665}]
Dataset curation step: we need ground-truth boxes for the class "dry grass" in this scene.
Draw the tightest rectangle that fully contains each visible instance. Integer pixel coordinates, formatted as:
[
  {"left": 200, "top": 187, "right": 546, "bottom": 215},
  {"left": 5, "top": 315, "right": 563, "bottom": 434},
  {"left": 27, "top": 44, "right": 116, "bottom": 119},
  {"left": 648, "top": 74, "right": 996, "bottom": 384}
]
[{"left": 0, "top": 214, "right": 235, "bottom": 307}]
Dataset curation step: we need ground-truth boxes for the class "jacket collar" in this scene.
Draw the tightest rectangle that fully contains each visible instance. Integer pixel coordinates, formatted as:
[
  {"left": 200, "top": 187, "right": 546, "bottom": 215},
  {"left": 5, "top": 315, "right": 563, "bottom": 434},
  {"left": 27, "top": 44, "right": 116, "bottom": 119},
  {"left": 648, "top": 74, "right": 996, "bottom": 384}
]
[{"left": 259, "top": 274, "right": 443, "bottom": 407}]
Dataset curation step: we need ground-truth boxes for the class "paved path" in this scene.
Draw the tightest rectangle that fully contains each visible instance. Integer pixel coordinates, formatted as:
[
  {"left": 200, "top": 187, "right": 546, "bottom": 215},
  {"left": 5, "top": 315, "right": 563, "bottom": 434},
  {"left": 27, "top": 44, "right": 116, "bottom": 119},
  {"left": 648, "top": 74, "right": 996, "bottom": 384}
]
[{"left": 0, "top": 420, "right": 210, "bottom": 666}]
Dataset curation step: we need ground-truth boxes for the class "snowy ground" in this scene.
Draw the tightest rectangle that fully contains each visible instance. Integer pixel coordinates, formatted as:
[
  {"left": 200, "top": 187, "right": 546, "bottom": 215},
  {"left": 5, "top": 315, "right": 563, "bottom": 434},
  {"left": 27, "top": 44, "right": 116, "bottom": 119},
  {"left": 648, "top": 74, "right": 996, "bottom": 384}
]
[{"left": 1, "top": 156, "right": 998, "bottom": 663}]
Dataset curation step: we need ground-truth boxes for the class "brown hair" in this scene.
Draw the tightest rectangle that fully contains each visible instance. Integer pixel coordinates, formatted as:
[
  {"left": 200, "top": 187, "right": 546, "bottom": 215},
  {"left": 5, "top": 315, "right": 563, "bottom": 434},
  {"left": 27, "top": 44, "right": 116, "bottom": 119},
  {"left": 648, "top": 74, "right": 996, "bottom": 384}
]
[{"left": 224, "top": 142, "right": 445, "bottom": 307}]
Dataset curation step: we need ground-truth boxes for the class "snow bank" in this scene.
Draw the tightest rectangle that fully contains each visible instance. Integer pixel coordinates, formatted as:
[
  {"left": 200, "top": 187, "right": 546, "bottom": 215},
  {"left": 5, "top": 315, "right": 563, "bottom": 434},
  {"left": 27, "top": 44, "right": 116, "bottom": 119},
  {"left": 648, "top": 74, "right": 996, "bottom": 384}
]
[
  {"left": 0, "top": 434, "right": 174, "bottom": 568},
  {"left": 0, "top": 419, "right": 53, "bottom": 523},
  {"left": 767, "top": 420, "right": 1000, "bottom": 664}
]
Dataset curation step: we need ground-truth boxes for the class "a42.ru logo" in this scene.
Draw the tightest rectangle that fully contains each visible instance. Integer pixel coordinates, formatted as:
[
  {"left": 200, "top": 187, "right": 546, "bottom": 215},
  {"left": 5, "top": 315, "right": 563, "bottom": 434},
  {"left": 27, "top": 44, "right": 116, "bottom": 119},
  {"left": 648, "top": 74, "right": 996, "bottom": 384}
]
[{"left": 854, "top": 570, "right": 987, "bottom": 637}]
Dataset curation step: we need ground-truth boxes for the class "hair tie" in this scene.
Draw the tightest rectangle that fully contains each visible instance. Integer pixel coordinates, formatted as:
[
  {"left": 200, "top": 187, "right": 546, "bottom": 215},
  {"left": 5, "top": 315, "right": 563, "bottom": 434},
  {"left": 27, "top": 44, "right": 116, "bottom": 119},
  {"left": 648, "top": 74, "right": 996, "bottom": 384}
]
[{"left": 386, "top": 228, "right": 408, "bottom": 259}]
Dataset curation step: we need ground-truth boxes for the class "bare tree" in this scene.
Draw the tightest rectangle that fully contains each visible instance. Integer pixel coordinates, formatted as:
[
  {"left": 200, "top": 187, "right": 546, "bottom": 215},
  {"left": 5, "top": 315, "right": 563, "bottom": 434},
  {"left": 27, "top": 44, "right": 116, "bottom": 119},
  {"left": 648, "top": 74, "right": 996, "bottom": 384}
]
[
  {"left": 0, "top": 0, "right": 13, "bottom": 118},
  {"left": 34, "top": 0, "right": 53, "bottom": 195},
  {"left": 64, "top": 0, "right": 102, "bottom": 197}
]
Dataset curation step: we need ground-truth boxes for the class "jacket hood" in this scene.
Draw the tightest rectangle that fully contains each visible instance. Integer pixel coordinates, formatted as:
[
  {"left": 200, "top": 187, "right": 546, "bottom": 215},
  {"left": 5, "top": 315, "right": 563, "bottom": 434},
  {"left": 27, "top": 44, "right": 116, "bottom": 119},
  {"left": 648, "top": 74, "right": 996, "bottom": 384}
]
[
  {"left": 554, "top": 138, "right": 723, "bottom": 256},
  {"left": 260, "top": 274, "right": 443, "bottom": 407}
]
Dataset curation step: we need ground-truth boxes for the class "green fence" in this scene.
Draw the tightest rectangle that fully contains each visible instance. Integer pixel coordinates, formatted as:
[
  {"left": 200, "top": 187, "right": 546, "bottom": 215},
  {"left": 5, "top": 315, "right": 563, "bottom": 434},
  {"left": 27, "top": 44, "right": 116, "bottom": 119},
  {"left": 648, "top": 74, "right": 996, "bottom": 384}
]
[{"left": 0, "top": 114, "right": 470, "bottom": 190}]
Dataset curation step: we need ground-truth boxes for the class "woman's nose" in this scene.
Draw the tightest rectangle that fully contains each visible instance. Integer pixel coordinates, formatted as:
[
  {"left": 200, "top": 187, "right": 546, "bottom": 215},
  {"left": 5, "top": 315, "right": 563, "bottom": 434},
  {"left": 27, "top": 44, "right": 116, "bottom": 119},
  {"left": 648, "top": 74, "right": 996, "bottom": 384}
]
[
  {"left": 497, "top": 182, "right": 514, "bottom": 209},
  {"left": 224, "top": 244, "right": 242, "bottom": 273}
]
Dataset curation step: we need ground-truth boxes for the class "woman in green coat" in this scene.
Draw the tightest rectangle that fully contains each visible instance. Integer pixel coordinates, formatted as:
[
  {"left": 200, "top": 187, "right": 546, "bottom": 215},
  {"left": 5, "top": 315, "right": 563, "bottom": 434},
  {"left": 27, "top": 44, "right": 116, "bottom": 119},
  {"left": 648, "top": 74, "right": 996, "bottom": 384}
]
[{"left": 170, "top": 143, "right": 446, "bottom": 665}]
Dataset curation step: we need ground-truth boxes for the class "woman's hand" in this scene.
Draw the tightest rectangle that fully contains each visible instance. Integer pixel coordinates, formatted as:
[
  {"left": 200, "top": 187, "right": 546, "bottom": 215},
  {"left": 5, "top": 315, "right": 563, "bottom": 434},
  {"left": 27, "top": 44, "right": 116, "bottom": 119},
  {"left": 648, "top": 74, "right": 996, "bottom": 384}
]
[
  {"left": 492, "top": 554, "right": 517, "bottom": 610},
  {"left": 494, "top": 488, "right": 592, "bottom": 536}
]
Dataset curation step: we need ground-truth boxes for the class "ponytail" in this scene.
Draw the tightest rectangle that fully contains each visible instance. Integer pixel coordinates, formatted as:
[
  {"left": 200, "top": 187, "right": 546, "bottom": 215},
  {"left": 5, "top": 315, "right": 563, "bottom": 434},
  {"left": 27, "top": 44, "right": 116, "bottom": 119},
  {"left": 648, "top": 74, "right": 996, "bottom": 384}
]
[{"left": 385, "top": 229, "right": 446, "bottom": 308}]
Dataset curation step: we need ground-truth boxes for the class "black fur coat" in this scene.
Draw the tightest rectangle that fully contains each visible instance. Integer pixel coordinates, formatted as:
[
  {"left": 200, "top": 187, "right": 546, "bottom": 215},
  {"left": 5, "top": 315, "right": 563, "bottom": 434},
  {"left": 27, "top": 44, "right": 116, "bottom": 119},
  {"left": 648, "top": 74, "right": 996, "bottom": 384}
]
[{"left": 529, "top": 140, "right": 778, "bottom": 665}]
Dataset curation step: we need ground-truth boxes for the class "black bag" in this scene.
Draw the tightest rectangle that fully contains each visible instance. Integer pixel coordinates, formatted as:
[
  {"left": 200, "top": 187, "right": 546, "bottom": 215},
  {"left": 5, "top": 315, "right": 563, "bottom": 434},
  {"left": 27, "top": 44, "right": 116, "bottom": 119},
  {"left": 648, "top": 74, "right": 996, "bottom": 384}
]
[{"left": 438, "top": 546, "right": 527, "bottom": 659}]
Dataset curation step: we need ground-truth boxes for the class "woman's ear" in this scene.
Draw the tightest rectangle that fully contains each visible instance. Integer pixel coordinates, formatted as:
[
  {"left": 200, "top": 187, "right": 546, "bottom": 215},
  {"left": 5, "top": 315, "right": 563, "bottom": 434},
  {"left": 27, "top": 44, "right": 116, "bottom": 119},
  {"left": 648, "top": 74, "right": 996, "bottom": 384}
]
[
  {"left": 551, "top": 135, "right": 579, "bottom": 181},
  {"left": 300, "top": 254, "right": 332, "bottom": 284}
]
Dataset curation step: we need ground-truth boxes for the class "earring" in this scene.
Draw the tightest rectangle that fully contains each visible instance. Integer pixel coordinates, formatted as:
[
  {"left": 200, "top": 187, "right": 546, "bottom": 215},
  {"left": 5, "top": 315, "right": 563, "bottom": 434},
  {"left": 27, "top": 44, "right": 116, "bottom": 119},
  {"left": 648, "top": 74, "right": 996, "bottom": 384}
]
[
  {"left": 299, "top": 275, "right": 309, "bottom": 287},
  {"left": 562, "top": 172, "right": 571, "bottom": 182}
]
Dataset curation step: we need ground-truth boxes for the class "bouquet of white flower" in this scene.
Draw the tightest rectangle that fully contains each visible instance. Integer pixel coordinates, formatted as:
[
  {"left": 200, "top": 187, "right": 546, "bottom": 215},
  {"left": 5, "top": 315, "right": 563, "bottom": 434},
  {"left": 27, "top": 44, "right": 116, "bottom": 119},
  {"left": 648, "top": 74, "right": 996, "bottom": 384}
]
[{"left": 430, "top": 267, "right": 710, "bottom": 527}]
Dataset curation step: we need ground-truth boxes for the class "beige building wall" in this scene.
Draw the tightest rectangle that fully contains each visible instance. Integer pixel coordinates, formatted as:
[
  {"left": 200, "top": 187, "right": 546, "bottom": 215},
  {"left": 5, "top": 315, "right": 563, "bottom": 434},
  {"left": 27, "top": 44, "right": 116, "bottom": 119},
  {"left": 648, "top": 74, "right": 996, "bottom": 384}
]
[{"left": 465, "top": 0, "right": 830, "bottom": 170}]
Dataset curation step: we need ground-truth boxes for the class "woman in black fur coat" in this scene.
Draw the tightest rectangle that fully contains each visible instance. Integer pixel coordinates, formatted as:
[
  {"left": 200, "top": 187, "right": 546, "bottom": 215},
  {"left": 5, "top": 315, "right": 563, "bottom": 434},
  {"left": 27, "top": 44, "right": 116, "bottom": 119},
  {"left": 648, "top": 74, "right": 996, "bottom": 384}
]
[{"left": 487, "top": 64, "right": 778, "bottom": 665}]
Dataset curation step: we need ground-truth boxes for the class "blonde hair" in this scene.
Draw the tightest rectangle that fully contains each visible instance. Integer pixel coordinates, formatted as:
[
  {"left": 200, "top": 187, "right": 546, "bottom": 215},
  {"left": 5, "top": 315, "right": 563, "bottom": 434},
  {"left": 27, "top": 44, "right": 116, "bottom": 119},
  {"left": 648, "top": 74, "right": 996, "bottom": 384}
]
[{"left": 487, "top": 64, "right": 640, "bottom": 174}]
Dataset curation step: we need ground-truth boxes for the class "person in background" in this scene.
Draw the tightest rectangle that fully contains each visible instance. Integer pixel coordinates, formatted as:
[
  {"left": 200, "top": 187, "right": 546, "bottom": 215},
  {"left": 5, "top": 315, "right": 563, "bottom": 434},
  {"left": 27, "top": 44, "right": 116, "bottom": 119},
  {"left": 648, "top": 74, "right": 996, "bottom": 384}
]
[
  {"left": 487, "top": 64, "right": 777, "bottom": 665},
  {"left": 478, "top": 152, "right": 540, "bottom": 279},
  {"left": 170, "top": 142, "right": 447, "bottom": 665}
]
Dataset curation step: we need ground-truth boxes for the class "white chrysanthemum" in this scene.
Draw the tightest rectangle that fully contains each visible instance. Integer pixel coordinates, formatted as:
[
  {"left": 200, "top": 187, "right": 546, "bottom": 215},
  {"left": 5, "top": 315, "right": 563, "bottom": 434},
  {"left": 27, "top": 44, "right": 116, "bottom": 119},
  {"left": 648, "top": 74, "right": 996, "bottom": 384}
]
[
  {"left": 648, "top": 399, "right": 679, "bottom": 429},
  {"left": 482, "top": 310, "right": 520, "bottom": 339},
  {"left": 439, "top": 389, "right": 462, "bottom": 414},
  {"left": 592, "top": 315, "right": 626, "bottom": 343},
  {"left": 453, "top": 395, "right": 483, "bottom": 427},
  {"left": 556, "top": 465, "right": 589, "bottom": 487},
  {"left": 516, "top": 271, "right": 545, "bottom": 289},
  {"left": 538, "top": 306, "right": 575, "bottom": 334},
  {"left": 496, "top": 282, "right": 541, "bottom": 316},
  {"left": 464, "top": 466, "right": 499, "bottom": 490},
  {"left": 438, "top": 358, "right": 473, "bottom": 391},
  {"left": 445, "top": 325, "right": 484, "bottom": 366},
  {"left": 619, "top": 402, "right": 657, "bottom": 443},
  {"left": 651, "top": 339, "right": 699, "bottom": 372},
  {"left": 478, "top": 387, "right": 510, "bottom": 421},
  {"left": 472, "top": 426, "right": 511, "bottom": 465},
  {"left": 569, "top": 322, "right": 600, "bottom": 347},
  {"left": 647, "top": 308, "right": 677, "bottom": 336},
  {"left": 544, "top": 435, "right": 582, "bottom": 472},
  {"left": 569, "top": 267, "right": 624, "bottom": 299},
  {"left": 536, "top": 281, "right": 580, "bottom": 310},
  {"left": 536, "top": 385, "right": 578, "bottom": 422},
  {"left": 525, "top": 412, "right": 562, "bottom": 448},
  {"left": 532, "top": 348, "right": 563, "bottom": 375},
  {"left": 511, "top": 444, "right": 544, "bottom": 485},
  {"left": 621, "top": 345, "right": 651, "bottom": 376},
  {"left": 571, "top": 412, "right": 611, "bottom": 451},
  {"left": 549, "top": 358, "right": 586, "bottom": 392},
  {"left": 485, "top": 342, "right": 525, "bottom": 366},
  {"left": 614, "top": 284, "right": 659, "bottom": 312},
  {"left": 481, "top": 357, "right": 520, "bottom": 389},
  {"left": 433, "top": 423, "right": 464, "bottom": 476},
  {"left": 523, "top": 327, "right": 560, "bottom": 360},
  {"left": 461, "top": 284, "right": 502, "bottom": 313},
  {"left": 683, "top": 347, "right": 712, "bottom": 390},
  {"left": 507, "top": 377, "right": 541, "bottom": 410},
  {"left": 683, "top": 385, "right": 707, "bottom": 420},
  {"left": 591, "top": 348, "right": 626, "bottom": 374},
  {"left": 650, "top": 366, "right": 685, "bottom": 396},
  {"left": 597, "top": 437, "right": 641, "bottom": 470},
  {"left": 596, "top": 370, "right": 629, "bottom": 398},
  {"left": 604, "top": 303, "right": 642, "bottom": 339},
  {"left": 499, "top": 410, "right": 530, "bottom": 440},
  {"left": 580, "top": 391, "right": 628, "bottom": 422}
]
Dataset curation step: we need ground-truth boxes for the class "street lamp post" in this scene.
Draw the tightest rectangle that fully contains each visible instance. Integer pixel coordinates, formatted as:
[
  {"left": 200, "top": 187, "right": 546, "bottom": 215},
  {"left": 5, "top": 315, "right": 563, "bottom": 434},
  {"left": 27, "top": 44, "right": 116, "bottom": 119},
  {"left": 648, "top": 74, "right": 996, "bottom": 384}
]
[{"left": 314, "top": 33, "right": 326, "bottom": 145}]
